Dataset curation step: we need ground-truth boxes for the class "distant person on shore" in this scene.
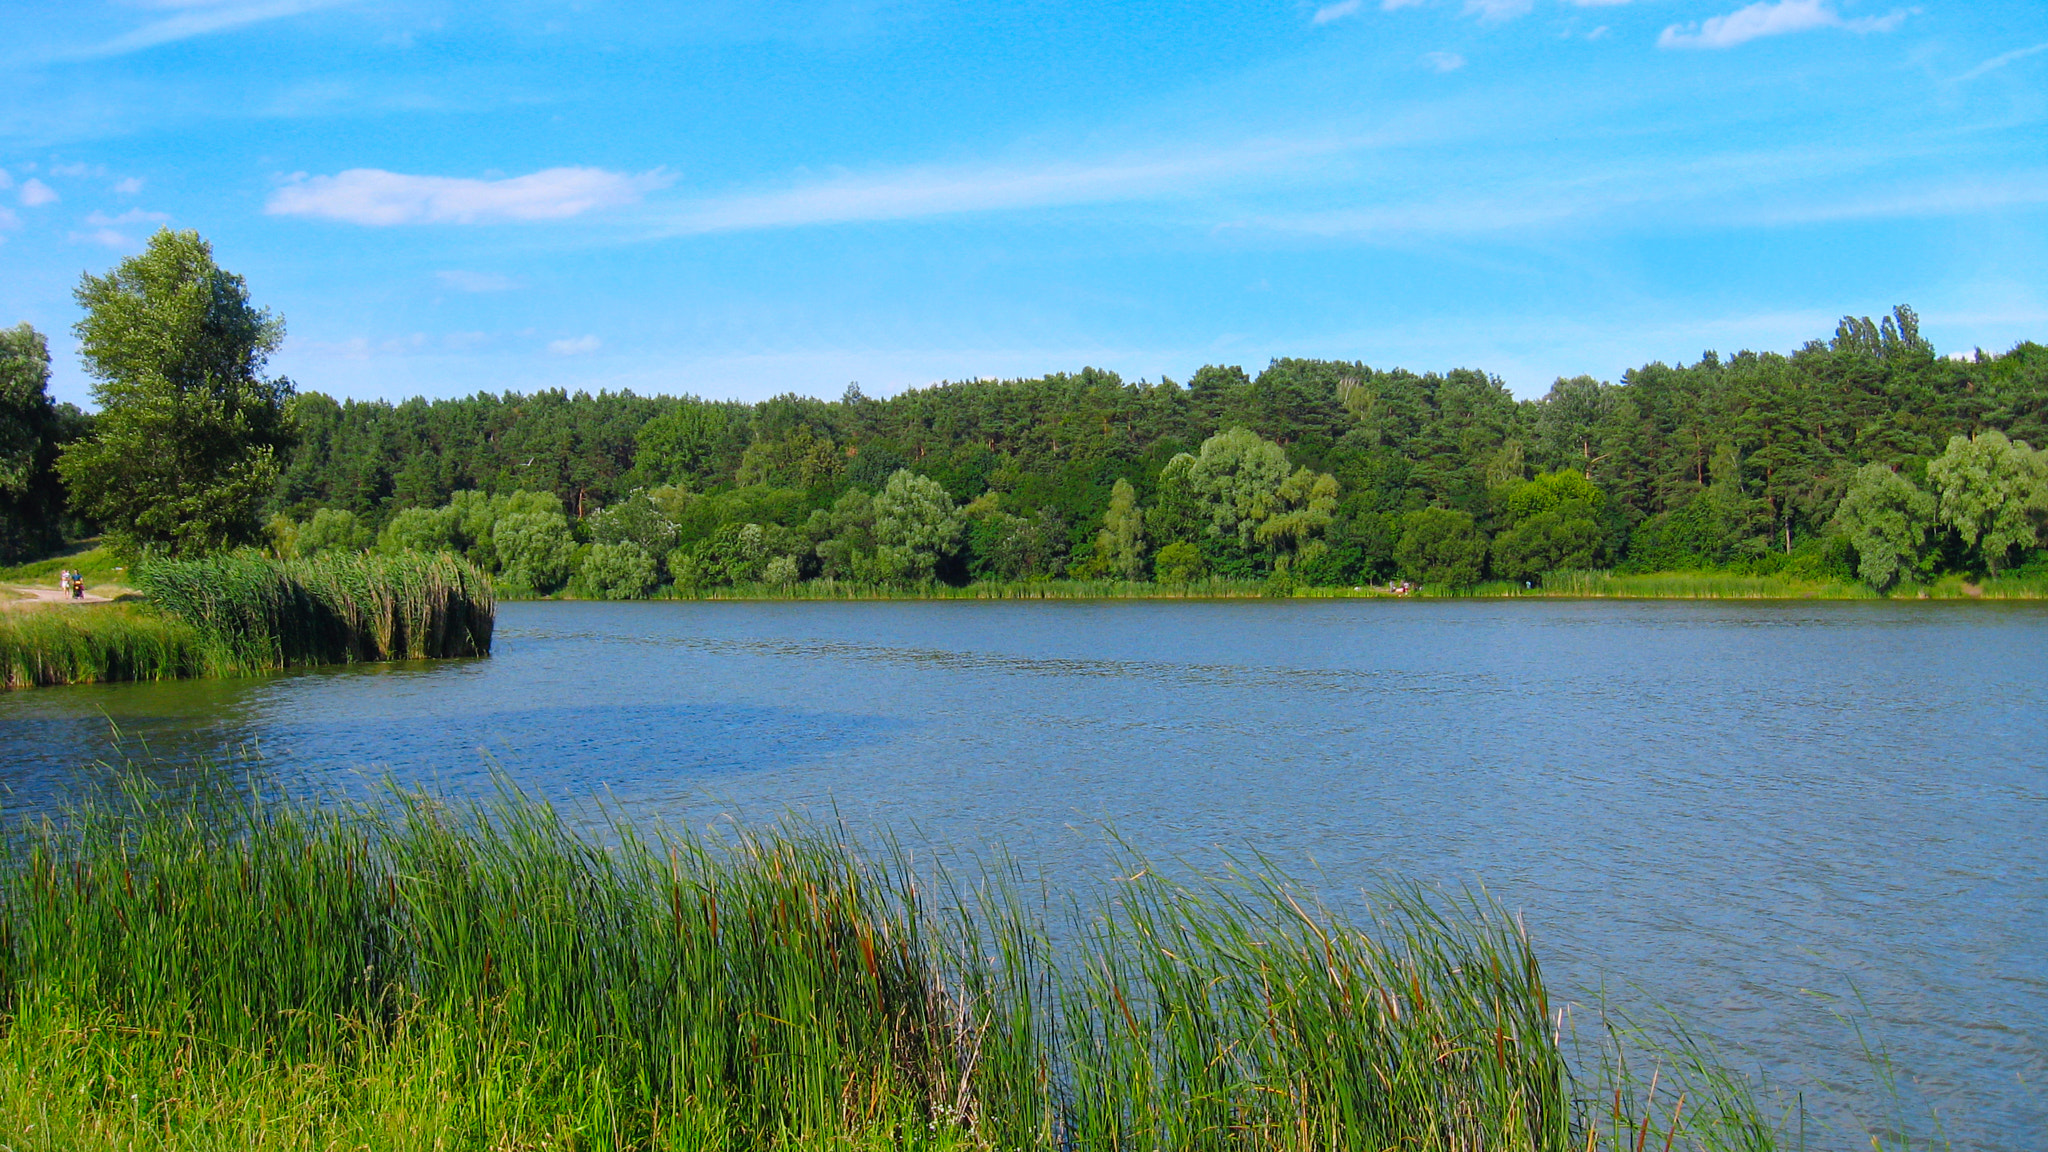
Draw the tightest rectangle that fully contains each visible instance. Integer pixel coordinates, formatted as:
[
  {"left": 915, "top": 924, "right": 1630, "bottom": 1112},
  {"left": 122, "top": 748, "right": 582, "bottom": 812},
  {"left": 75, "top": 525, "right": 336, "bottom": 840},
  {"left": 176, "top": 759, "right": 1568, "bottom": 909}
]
[
  {"left": 71, "top": 575, "right": 84, "bottom": 600},
  {"left": 59, "top": 569, "right": 71, "bottom": 594}
]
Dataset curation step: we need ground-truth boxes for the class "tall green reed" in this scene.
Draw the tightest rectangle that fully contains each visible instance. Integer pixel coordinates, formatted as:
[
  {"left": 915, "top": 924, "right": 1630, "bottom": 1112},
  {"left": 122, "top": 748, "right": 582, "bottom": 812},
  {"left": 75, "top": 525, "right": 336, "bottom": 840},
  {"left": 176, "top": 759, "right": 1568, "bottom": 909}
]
[
  {"left": 138, "top": 550, "right": 494, "bottom": 669},
  {"left": 0, "top": 605, "right": 208, "bottom": 689},
  {"left": 0, "top": 774, "right": 1784, "bottom": 1150}
]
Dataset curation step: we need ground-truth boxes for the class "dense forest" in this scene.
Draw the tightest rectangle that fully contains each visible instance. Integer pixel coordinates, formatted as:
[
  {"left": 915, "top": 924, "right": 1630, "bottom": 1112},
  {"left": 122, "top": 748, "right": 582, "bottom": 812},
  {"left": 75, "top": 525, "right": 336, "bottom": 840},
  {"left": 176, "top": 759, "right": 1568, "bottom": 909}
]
[
  {"left": 256, "top": 305, "right": 2048, "bottom": 593},
  {"left": 8, "top": 292, "right": 2048, "bottom": 594}
]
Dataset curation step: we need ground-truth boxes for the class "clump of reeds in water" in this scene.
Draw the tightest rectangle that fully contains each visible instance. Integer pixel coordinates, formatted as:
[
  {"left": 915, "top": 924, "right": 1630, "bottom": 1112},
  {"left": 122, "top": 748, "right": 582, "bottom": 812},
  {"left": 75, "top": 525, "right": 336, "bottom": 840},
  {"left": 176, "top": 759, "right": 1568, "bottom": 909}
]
[
  {"left": 0, "top": 774, "right": 1784, "bottom": 1151},
  {"left": 0, "top": 604, "right": 208, "bottom": 689},
  {"left": 139, "top": 550, "right": 495, "bottom": 670}
]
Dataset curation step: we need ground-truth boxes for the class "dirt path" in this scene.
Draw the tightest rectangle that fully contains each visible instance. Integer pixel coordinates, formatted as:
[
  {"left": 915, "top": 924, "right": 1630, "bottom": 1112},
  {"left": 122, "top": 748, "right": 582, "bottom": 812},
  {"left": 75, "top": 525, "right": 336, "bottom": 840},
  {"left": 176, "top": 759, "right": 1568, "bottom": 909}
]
[{"left": 2, "top": 583, "right": 114, "bottom": 607}]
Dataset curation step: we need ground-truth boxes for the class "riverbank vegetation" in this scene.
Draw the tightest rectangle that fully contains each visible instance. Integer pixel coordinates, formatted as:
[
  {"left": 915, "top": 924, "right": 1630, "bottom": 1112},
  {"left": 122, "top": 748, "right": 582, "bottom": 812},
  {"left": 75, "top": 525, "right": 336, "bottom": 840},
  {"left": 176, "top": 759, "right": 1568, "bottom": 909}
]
[
  {"left": 0, "top": 774, "right": 1785, "bottom": 1151},
  {"left": 6, "top": 230, "right": 2046, "bottom": 598},
  {"left": 0, "top": 552, "right": 492, "bottom": 690}
]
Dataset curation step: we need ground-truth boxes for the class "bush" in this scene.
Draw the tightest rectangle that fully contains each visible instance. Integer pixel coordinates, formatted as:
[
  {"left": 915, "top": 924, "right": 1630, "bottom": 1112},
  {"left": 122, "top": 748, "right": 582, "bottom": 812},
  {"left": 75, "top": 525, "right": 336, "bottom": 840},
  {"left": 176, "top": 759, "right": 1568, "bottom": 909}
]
[
  {"left": 1153, "top": 540, "right": 1206, "bottom": 583},
  {"left": 576, "top": 541, "right": 658, "bottom": 600},
  {"left": 1396, "top": 507, "right": 1485, "bottom": 588},
  {"left": 294, "top": 508, "right": 372, "bottom": 557}
]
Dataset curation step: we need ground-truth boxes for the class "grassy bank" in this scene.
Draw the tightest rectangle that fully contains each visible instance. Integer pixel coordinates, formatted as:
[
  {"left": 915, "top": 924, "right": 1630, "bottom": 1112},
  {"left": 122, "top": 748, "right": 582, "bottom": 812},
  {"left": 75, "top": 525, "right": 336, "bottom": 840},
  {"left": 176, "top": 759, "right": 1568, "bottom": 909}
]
[
  {"left": 0, "top": 604, "right": 208, "bottom": 689},
  {"left": 0, "top": 552, "right": 494, "bottom": 691},
  {"left": 0, "top": 776, "right": 1781, "bottom": 1151},
  {"left": 531, "top": 568, "right": 2048, "bottom": 603}
]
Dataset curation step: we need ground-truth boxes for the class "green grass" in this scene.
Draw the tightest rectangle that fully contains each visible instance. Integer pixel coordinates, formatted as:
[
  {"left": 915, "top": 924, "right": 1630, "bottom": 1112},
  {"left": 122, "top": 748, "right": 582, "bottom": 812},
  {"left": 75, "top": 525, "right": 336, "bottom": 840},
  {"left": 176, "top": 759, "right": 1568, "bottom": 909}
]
[
  {"left": 657, "top": 577, "right": 1277, "bottom": 601},
  {"left": 0, "top": 604, "right": 210, "bottom": 689},
  {"left": 0, "top": 552, "right": 495, "bottom": 692},
  {"left": 0, "top": 773, "right": 1787, "bottom": 1152},
  {"left": 0, "top": 540, "right": 138, "bottom": 596}
]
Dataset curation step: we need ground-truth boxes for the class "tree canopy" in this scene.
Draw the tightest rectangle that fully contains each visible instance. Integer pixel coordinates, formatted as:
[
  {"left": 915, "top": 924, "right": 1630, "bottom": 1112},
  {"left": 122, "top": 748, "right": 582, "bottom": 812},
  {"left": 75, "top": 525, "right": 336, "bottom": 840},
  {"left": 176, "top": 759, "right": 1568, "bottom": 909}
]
[{"left": 59, "top": 228, "right": 296, "bottom": 556}]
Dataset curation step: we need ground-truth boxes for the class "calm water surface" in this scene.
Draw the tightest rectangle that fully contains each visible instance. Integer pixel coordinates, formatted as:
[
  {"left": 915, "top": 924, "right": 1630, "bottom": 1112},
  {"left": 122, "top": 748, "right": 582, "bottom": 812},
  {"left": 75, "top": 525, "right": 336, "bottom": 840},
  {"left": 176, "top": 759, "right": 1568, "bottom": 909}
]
[{"left": 3, "top": 599, "right": 2043, "bottom": 1149}]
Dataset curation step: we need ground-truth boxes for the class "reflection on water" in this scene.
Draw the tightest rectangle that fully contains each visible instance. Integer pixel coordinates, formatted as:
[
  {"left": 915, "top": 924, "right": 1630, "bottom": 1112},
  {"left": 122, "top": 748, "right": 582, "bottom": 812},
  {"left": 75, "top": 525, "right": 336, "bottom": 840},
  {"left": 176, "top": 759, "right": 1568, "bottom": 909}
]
[{"left": 2, "top": 598, "right": 2042, "bottom": 1149}]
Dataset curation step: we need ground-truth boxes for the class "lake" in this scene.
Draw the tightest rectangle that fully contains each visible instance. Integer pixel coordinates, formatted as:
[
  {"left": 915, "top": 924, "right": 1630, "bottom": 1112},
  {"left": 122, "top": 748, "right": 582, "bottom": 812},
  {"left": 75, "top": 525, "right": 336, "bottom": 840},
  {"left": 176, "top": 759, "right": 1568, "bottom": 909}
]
[{"left": 3, "top": 599, "right": 2042, "bottom": 1149}]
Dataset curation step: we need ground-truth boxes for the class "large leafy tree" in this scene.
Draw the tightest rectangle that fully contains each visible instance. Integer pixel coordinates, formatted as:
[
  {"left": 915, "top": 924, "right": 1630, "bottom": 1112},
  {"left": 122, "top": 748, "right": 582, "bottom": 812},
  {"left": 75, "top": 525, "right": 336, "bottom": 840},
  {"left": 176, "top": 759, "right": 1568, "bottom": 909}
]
[
  {"left": 59, "top": 229, "right": 296, "bottom": 556},
  {"left": 1926, "top": 430, "right": 2048, "bottom": 574},
  {"left": 1828, "top": 463, "right": 1934, "bottom": 591},
  {"left": 0, "top": 323, "right": 77, "bottom": 560}
]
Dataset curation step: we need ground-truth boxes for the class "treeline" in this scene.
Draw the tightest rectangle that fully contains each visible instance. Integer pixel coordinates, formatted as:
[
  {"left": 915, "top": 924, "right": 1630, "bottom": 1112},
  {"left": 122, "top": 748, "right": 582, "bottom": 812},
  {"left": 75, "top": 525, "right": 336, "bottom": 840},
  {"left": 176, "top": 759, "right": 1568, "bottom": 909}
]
[
  {"left": 262, "top": 305, "right": 2048, "bottom": 592},
  {"left": 7, "top": 230, "right": 2047, "bottom": 590}
]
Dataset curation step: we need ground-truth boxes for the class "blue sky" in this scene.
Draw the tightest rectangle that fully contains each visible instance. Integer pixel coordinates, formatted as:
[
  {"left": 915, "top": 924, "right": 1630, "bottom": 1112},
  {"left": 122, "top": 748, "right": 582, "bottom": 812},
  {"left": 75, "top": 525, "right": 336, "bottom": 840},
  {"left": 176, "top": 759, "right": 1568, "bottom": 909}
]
[{"left": 2, "top": 0, "right": 2045, "bottom": 408}]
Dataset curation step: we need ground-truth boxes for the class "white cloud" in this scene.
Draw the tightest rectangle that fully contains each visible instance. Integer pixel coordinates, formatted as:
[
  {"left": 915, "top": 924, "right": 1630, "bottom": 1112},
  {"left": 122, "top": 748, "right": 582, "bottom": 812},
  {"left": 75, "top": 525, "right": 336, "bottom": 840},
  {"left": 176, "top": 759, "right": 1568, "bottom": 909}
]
[
  {"left": 437, "top": 270, "right": 523, "bottom": 292},
  {"left": 52, "top": 0, "right": 355, "bottom": 62},
  {"left": 1312, "top": 0, "right": 1362, "bottom": 24},
  {"left": 0, "top": 171, "right": 13, "bottom": 192},
  {"left": 69, "top": 228, "right": 134, "bottom": 248},
  {"left": 1658, "top": 0, "right": 1907, "bottom": 50},
  {"left": 1381, "top": 0, "right": 1426, "bottom": 8},
  {"left": 267, "top": 167, "right": 671, "bottom": 225},
  {"left": 548, "top": 335, "right": 602, "bottom": 356},
  {"left": 1563, "top": 0, "right": 1632, "bottom": 6},
  {"left": 1956, "top": 40, "right": 2048, "bottom": 82},
  {"left": 19, "top": 179, "right": 58, "bottom": 207},
  {"left": 653, "top": 134, "right": 1377, "bottom": 236},
  {"left": 50, "top": 162, "right": 102, "bottom": 178},
  {"left": 1424, "top": 51, "right": 1467, "bottom": 71},
  {"left": 113, "top": 177, "right": 146, "bottom": 195},
  {"left": 84, "top": 209, "right": 169, "bottom": 226},
  {"left": 1464, "top": 0, "right": 1533, "bottom": 22}
]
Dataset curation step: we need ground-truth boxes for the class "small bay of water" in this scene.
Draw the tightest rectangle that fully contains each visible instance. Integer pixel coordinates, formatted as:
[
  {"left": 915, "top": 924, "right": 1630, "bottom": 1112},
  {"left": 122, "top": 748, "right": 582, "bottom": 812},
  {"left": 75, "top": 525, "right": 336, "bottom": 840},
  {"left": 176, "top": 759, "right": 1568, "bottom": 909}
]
[{"left": 2, "top": 599, "right": 2042, "bottom": 1149}]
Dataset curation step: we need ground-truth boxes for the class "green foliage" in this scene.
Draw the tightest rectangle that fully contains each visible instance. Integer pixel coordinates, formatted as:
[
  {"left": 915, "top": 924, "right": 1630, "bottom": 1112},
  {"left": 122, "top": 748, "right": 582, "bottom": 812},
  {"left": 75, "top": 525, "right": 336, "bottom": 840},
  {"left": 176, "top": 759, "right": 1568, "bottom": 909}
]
[
  {"left": 871, "top": 469, "right": 962, "bottom": 585},
  {"left": 0, "top": 776, "right": 1783, "bottom": 1152},
  {"left": 966, "top": 500, "right": 1069, "bottom": 581},
  {"left": 1829, "top": 464, "right": 1936, "bottom": 591},
  {"left": 1152, "top": 539, "right": 1206, "bottom": 583},
  {"left": 1490, "top": 470, "right": 1610, "bottom": 583},
  {"left": 492, "top": 509, "right": 577, "bottom": 594},
  {"left": 1397, "top": 507, "right": 1487, "bottom": 588},
  {"left": 59, "top": 230, "right": 295, "bottom": 556},
  {"left": 270, "top": 306, "right": 2048, "bottom": 593},
  {"left": 575, "top": 541, "right": 659, "bottom": 600},
  {"left": 1086, "top": 478, "right": 1147, "bottom": 580},
  {"left": 1181, "top": 426, "right": 1292, "bottom": 546},
  {"left": 0, "top": 324, "right": 75, "bottom": 562},
  {"left": 137, "top": 550, "right": 493, "bottom": 669},
  {"left": 293, "top": 507, "right": 371, "bottom": 557},
  {"left": 1926, "top": 430, "right": 2048, "bottom": 574}
]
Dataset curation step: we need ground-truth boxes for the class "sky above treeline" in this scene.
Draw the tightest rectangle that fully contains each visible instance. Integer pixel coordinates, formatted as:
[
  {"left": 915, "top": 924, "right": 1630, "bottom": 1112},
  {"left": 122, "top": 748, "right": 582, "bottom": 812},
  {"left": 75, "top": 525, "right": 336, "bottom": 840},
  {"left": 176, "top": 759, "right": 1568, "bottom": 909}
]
[{"left": 2, "top": 1, "right": 2045, "bottom": 409}]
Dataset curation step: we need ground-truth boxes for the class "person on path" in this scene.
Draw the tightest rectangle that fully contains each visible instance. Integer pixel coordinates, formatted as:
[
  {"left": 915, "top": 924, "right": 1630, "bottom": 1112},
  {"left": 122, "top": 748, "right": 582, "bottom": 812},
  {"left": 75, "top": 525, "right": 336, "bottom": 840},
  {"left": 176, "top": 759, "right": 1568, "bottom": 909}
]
[{"left": 59, "top": 570, "right": 71, "bottom": 594}]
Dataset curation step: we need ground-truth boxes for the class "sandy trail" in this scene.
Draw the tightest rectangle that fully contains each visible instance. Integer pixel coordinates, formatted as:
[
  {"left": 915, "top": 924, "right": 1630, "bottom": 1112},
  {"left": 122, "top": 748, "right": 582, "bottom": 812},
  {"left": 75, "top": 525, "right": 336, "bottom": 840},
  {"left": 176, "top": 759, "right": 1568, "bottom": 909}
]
[{"left": 2, "top": 583, "right": 114, "bottom": 607}]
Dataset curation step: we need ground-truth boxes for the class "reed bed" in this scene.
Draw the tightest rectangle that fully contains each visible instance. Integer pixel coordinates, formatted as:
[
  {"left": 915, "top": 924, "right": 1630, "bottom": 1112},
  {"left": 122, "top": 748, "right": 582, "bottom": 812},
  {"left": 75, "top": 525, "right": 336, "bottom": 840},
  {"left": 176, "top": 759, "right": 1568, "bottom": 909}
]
[
  {"left": 139, "top": 551, "right": 495, "bottom": 668},
  {"left": 0, "top": 775, "right": 1780, "bottom": 1151},
  {"left": 667, "top": 577, "right": 1276, "bottom": 601},
  {"left": 0, "top": 604, "right": 208, "bottom": 689}
]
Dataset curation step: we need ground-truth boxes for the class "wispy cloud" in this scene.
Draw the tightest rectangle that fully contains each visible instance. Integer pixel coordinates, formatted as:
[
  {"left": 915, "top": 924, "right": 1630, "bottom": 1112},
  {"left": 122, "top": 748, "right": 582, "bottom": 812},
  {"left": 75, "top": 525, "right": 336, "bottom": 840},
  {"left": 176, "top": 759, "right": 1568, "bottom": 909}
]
[
  {"left": 19, "top": 179, "right": 58, "bottom": 207},
  {"left": 548, "top": 335, "right": 602, "bottom": 355},
  {"left": 1956, "top": 40, "right": 2048, "bottom": 82},
  {"left": 1658, "top": 0, "right": 1907, "bottom": 50},
  {"left": 1424, "top": 51, "right": 1467, "bottom": 72},
  {"left": 51, "top": 0, "right": 355, "bottom": 62},
  {"left": 69, "top": 227, "right": 135, "bottom": 248},
  {"left": 1312, "top": 0, "right": 1362, "bottom": 25},
  {"left": 267, "top": 167, "right": 672, "bottom": 225},
  {"left": 84, "top": 208, "right": 169, "bottom": 226},
  {"left": 653, "top": 134, "right": 1379, "bottom": 236},
  {"left": 437, "top": 270, "right": 523, "bottom": 292},
  {"left": 112, "top": 176, "right": 146, "bottom": 195},
  {"left": 1464, "top": 0, "right": 1534, "bottom": 23}
]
